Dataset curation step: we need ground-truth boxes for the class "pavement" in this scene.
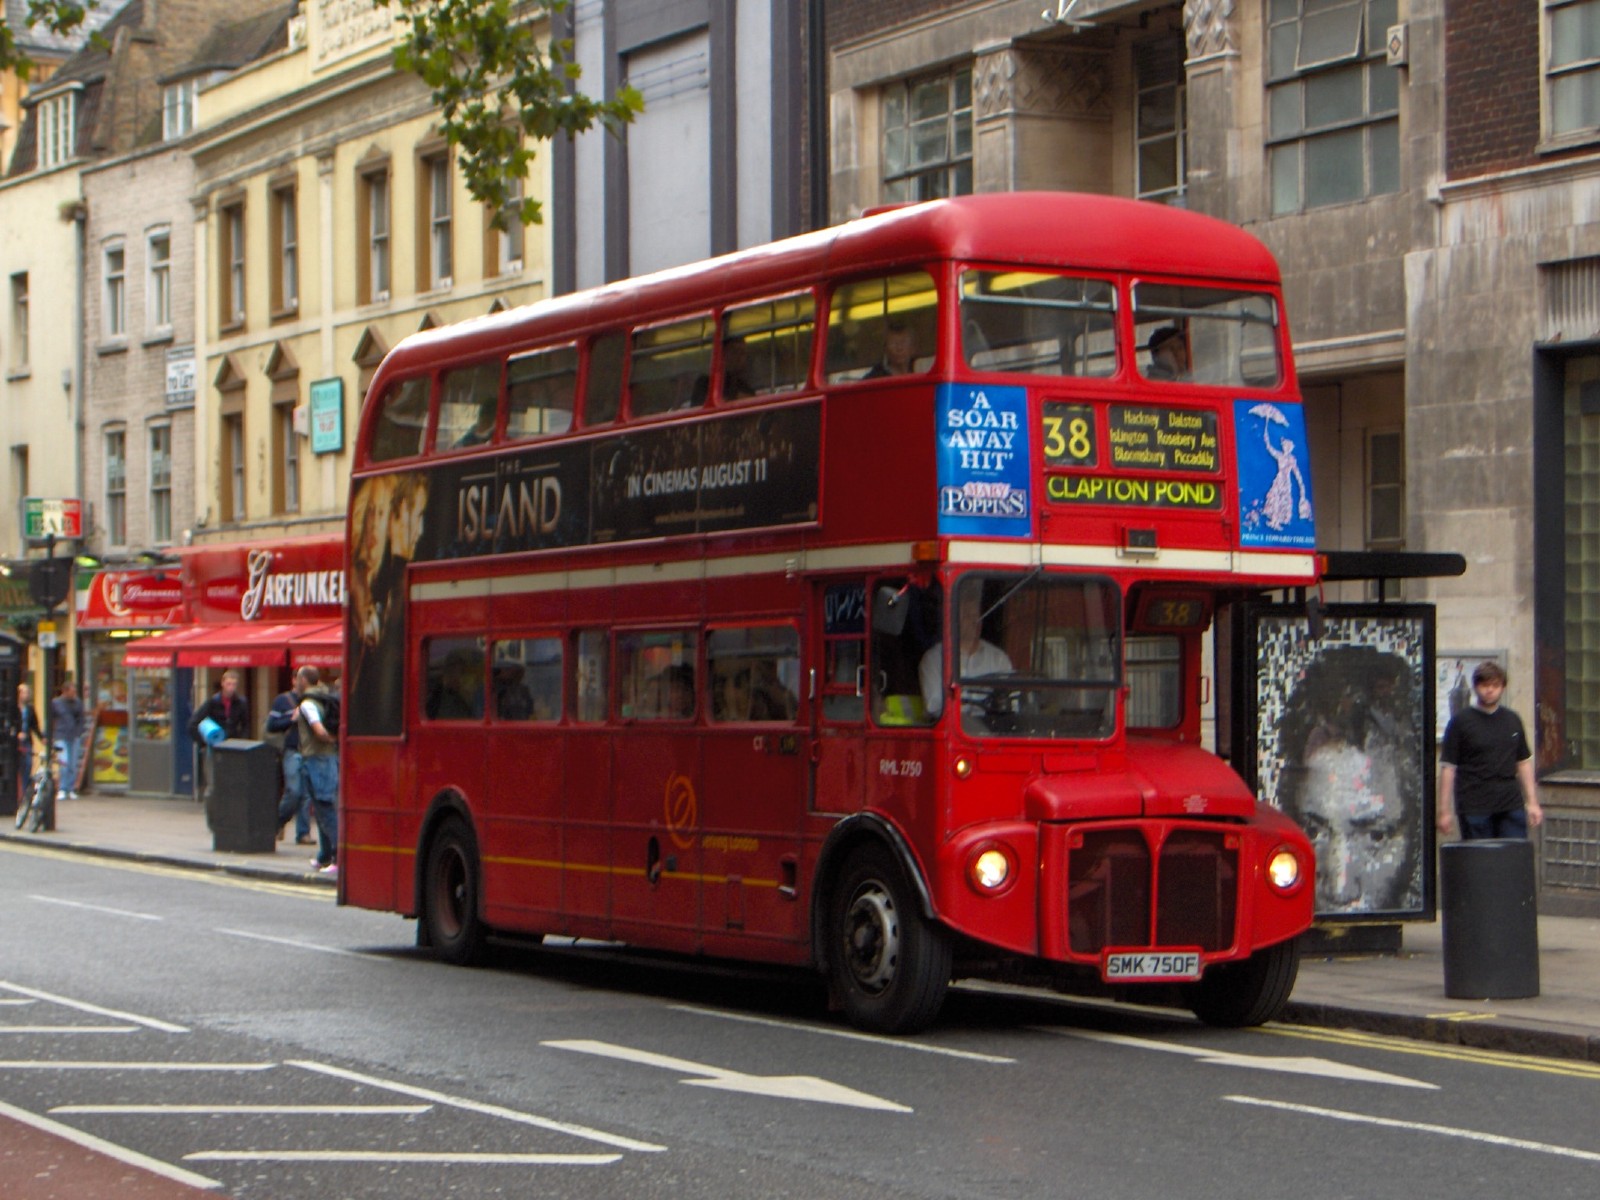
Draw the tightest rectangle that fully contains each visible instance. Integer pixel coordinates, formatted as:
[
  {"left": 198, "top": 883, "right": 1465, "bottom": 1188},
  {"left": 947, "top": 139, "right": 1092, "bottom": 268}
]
[{"left": 5, "top": 792, "right": 1600, "bottom": 1063}]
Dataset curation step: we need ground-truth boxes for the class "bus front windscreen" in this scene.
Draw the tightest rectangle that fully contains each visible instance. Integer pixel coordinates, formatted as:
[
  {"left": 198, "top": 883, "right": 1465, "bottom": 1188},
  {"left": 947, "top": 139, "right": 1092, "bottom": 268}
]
[{"left": 952, "top": 573, "right": 1120, "bottom": 740}]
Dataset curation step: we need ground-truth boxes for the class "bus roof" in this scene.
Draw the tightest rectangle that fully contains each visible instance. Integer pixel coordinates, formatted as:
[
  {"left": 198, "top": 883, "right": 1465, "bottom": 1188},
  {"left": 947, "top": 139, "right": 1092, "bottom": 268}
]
[{"left": 386, "top": 191, "right": 1283, "bottom": 371}]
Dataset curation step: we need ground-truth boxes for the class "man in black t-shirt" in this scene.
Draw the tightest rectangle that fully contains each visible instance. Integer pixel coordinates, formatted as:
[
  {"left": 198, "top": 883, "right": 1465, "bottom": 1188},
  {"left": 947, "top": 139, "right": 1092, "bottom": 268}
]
[{"left": 1437, "top": 660, "right": 1543, "bottom": 840}]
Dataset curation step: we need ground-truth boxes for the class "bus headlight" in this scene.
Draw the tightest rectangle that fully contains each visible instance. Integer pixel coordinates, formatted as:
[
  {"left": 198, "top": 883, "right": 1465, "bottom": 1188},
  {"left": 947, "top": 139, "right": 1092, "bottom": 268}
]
[
  {"left": 1267, "top": 847, "right": 1303, "bottom": 893},
  {"left": 967, "top": 845, "right": 1014, "bottom": 894}
]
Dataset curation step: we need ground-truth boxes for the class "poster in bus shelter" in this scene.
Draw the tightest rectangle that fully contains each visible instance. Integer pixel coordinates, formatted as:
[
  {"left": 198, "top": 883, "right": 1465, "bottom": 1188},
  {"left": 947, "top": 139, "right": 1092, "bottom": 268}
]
[
  {"left": 1233, "top": 399, "right": 1316, "bottom": 549},
  {"left": 345, "top": 404, "right": 821, "bottom": 736},
  {"left": 1238, "top": 603, "right": 1436, "bottom": 921}
]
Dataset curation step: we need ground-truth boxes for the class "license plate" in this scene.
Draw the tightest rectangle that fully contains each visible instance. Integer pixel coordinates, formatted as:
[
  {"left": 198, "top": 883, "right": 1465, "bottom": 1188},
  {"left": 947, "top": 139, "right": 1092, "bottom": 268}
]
[{"left": 1101, "top": 949, "right": 1202, "bottom": 982}]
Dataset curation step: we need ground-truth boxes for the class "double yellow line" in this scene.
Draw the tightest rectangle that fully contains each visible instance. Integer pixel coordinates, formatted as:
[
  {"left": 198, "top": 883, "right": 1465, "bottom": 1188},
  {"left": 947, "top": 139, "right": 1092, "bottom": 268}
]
[{"left": 1264, "top": 1023, "right": 1600, "bottom": 1080}]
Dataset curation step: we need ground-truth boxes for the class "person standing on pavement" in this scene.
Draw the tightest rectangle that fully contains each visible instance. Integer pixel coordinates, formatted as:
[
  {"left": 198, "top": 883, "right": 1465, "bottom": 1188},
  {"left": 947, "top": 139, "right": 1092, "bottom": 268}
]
[
  {"left": 1438, "top": 660, "right": 1543, "bottom": 840},
  {"left": 49, "top": 678, "right": 86, "bottom": 800},
  {"left": 268, "top": 678, "right": 313, "bottom": 846},
  {"left": 13, "top": 683, "right": 44, "bottom": 805},
  {"left": 188, "top": 670, "right": 250, "bottom": 798},
  {"left": 294, "top": 666, "right": 339, "bottom": 876}
]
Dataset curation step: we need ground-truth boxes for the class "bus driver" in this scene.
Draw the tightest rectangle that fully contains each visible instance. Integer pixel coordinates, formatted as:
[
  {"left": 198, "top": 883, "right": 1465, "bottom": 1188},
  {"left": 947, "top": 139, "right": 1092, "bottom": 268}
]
[{"left": 919, "top": 588, "right": 1012, "bottom": 718}]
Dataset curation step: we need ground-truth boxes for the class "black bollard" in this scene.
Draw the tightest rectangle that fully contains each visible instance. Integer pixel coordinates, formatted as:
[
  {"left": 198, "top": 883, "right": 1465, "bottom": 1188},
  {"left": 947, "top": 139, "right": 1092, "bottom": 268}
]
[{"left": 1440, "top": 839, "right": 1540, "bottom": 1000}]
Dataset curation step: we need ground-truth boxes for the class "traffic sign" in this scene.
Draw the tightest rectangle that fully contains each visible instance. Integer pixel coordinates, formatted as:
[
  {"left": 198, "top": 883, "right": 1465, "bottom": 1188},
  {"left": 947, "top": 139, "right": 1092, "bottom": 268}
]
[{"left": 24, "top": 497, "right": 83, "bottom": 540}]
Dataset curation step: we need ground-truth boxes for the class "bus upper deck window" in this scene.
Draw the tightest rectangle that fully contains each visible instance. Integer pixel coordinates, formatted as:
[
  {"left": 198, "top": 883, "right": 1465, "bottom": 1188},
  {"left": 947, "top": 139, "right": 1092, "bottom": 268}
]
[
  {"left": 584, "top": 332, "right": 625, "bottom": 426},
  {"left": 1132, "top": 283, "right": 1281, "bottom": 388},
  {"left": 960, "top": 270, "right": 1116, "bottom": 378},
  {"left": 507, "top": 345, "right": 577, "bottom": 441},
  {"left": 367, "top": 377, "right": 430, "bottom": 463},
  {"left": 825, "top": 271, "right": 937, "bottom": 383},
  {"left": 629, "top": 315, "right": 716, "bottom": 417},
  {"left": 721, "top": 294, "right": 816, "bottom": 399},
  {"left": 435, "top": 362, "right": 502, "bottom": 450}
]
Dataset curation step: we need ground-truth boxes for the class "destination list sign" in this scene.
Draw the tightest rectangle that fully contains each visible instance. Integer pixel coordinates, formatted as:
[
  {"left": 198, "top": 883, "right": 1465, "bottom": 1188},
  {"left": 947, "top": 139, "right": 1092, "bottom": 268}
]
[{"left": 1107, "top": 405, "right": 1218, "bottom": 473}]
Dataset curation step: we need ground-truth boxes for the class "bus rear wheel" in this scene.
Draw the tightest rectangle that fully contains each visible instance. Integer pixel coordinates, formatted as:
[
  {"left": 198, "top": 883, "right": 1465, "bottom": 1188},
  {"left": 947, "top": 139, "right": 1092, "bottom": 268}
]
[
  {"left": 423, "top": 818, "right": 488, "bottom": 966},
  {"left": 827, "top": 844, "right": 951, "bottom": 1034},
  {"left": 1185, "top": 937, "right": 1300, "bottom": 1027}
]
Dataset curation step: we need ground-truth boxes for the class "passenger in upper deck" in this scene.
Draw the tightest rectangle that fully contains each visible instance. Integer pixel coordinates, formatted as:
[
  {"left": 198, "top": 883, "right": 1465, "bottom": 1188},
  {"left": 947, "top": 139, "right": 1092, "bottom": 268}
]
[
  {"left": 1144, "top": 324, "right": 1190, "bottom": 381},
  {"left": 864, "top": 320, "right": 917, "bottom": 378}
]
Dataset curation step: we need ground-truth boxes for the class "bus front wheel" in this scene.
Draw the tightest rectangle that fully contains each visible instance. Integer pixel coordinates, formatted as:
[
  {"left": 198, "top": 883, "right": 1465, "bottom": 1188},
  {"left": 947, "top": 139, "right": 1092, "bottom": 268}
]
[
  {"left": 827, "top": 844, "right": 951, "bottom": 1034},
  {"left": 423, "top": 819, "right": 488, "bottom": 967},
  {"left": 1185, "top": 937, "right": 1300, "bottom": 1027}
]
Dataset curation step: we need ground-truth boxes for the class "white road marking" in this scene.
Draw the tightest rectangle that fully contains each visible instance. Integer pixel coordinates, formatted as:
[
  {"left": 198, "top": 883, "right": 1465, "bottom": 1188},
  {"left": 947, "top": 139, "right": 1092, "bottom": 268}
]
[
  {"left": 1227, "top": 1094, "right": 1600, "bottom": 1163},
  {"left": 0, "top": 998, "right": 37, "bottom": 1005},
  {"left": 0, "top": 982, "right": 189, "bottom": 1033},
  {"left": 53, "top": 1103, "right": 432, "bottom": 1115},
  {"left": 187, "top": 1150, "right": 620, "bottom": 1165},
  {"left": 0, "top": 1061, "right": 276, "bottom": 1071},
  {"left": 28, "top": 894, "right": 163, "bottom": 921},
  {"left": 1046, "top": 1028, "right": 1437, "bottom": 1090},
  {"left": 544, "top": 1038, "right": 913, "bottom": 1113},
  {"left": 670, "top": 1004, "right": 1016, "bottom": 1063},
  {"left": 0, "top": 1096, "right": 221, "bottom": 1190},
  {"left": 0, "top": 1026, "right": 137, "bottom": 1035},
  {"left": 287, "top": 1060, "right": 666, "bottom": 1153},
  {"left": 215, "top": 928, "right": 386, "bottom": 959}
]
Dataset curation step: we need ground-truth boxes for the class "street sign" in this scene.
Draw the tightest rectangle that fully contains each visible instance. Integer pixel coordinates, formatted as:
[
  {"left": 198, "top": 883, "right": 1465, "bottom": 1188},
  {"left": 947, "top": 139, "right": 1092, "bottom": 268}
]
[{"left": 24, "top": 497, "right": 83, "bottom": 540}]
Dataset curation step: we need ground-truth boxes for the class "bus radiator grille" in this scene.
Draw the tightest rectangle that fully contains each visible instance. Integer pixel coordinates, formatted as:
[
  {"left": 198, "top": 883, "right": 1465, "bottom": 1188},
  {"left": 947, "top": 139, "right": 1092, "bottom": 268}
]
[
  {"left": 1155, "top": 830, "right": 1237, "bottom": 952},
  {"left": 1066, "top": 829, "right": 1237, "bottom": 955}
]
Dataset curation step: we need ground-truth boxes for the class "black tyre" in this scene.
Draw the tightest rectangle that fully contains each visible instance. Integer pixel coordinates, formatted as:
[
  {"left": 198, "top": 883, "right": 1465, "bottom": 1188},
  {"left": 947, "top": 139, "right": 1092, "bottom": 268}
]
[
  {"left": 1186, "top": 937, "right": 1300, "bottom": 1027},
  {"left": 422, "top": 818, "right": 489, "bottom": 966},
  {"left": 827, "top": 843, "right": 951, "bottom": 1034}
]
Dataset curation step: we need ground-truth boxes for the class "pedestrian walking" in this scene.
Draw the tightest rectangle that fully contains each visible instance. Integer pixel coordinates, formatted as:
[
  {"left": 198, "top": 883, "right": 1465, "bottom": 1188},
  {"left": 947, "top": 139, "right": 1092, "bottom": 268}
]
[
  {"left": 1437, "top": 660, "right": 1543, "bottom": 840},
  {"left": 12, "top": 683, "right": 44, "bottom": 807},
  {"left": 267, "top": 678, "right": 314, "bottom": 845},
  {"left": 294, "top": 666, "right": 339, "bottom": 876},
  {"left": 48, "top": 678, "right": 85, "bottom": 800}
]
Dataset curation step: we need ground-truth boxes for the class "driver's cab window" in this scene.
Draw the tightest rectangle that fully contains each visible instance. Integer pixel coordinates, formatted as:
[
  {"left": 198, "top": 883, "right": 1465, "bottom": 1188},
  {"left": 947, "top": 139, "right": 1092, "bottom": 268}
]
[{"left": 870, "top": 578, "right": 940, "bottom": 727}]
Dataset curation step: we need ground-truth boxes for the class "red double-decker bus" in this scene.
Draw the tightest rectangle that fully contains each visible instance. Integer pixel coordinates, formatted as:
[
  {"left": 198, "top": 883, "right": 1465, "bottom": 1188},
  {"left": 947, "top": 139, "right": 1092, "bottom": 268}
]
[{"left": 341, "top": 192, "right": 1316, "bottom": 1033}]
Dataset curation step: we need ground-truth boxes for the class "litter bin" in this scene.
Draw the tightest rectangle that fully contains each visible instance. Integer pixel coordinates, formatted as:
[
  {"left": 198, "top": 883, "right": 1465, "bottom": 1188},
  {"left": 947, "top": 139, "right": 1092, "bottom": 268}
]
[
  {"left": 206, "top": 738, "right": 280, "bottom": 853},
  {"left": 1441, "top": 839, "right": 1540, "bottom": 999}
]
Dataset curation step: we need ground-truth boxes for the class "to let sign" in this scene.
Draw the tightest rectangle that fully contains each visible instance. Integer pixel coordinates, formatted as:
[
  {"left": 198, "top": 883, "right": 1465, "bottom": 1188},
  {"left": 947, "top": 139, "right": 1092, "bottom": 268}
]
[{"left": 24, "top": 497, "right": 83, "bottom": 540}]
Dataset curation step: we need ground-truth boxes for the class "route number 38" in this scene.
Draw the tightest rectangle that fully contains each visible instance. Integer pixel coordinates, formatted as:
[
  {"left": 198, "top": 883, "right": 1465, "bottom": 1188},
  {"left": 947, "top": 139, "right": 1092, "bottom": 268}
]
[{"left": 1041, "top": 403, "right": 1098, "bottom": 468}]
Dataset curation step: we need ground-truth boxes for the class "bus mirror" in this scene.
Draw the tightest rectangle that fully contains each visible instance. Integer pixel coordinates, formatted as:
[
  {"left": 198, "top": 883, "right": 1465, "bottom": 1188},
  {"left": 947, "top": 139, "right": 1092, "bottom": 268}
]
[{"left": 872, "top": 585, "right": 910, "bottom": 635}]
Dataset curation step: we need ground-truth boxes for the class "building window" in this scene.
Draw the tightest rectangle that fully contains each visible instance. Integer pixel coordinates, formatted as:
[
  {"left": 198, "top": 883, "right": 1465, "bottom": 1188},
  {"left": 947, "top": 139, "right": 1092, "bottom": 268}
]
[
  {"left": 1136, "top": 39, "right": 1187, "bottom": 204},
  {"left": 1548, "top": 0, "right": 1600, "bottom": 139},
  {"left": 278, "top": 404, "right": 300, "bottom": 514},
  {"left": 162, "top": 78, "right": 197, "bottom": 141},
  {"left": 105, "top": 428, "right": 127, "bottom": 547},
  {"left": 1266, "top": 0, "right": 1400, "bottom": 214},
  {"left": 219, "top": 202, "right": 245, "bottom": 328},
  {"left": 147, "top": 230, "right": 172, "bottom": 331},
  {"left": 1563, "top": 354, "right": 1600, "bottom": 767},
  {"left": 37, "top": 91, "right": 76, "bottom": 169},
  {"left": 880, "top": 66, "right": 973, "bottom": 203},
  {"left": 221, "top": 413, "right": 245, "bottom": 523},
  {"left": 8, "top": 273, "right": 27, "bottom": 371},
  {"left": 149, "top": 423, "right": 172, "bottom": 544},
  {"left": 271, "top": 185, "right": 298, "bottom": 314},
  {"left": 420, "top": 153, "right": 453, "bottom": 290},
  {"left": 103, "top": 243, "right": 126, "bottom": 339},
  {"left": 359, "top": 169, "right": 391, "bottom": 303},
  {"left": 1366, "top": 428, "right": 1405, "bottom": 548},
  {"left": 489, "top": 173, "right": 525, "bottom": 277}
]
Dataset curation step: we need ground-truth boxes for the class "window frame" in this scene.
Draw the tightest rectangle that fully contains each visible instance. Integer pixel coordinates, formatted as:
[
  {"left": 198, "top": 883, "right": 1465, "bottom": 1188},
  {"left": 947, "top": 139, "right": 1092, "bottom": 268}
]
[
  {"left": 162, "top": 78, "right": 197, "bottom": 141},
  {"left": 1545, "top": 0, "right": 1600, "bottom": 145},
  {"left": 1366, "top": 426, "right": 1405, "bottom": 549},
  {"left": 37, "top": 89, "right": 77, "bottom": 169},
  {"left": 880, "top": 65, "right": 974, "bottom": 203},
  {"left": 146, "top": 228, "right": 172, "bottom": 333},
  {"left": 1265, "top": 0, "right": 1400, "bottom": 215},
  {"left": 221, "top": 412, "right": 245, "bottom": 524},
  {"left": 102, "top": 241, "right": 127, "bottom": 340},
  {"left": 218, "top": 200, "right": 246, "bottom": 330},
  {"left": 359, "top": 165, "right": 392, "bottom": 305},
  {"left": 419, "top": 151, "right": 454, "bottom": 292},
  {"left": 104, "top": 426, "right": 128, "bottom": 548},
  {"left": 270, "top": 182, "right": 299, "bottom": 317},
  {"left": 148, "top": 421, "right": 173, "bottom": 545}
]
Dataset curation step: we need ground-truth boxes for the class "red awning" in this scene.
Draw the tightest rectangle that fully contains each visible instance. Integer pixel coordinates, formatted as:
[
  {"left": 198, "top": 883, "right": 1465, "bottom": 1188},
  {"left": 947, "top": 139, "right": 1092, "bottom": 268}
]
[
  {"left": 123, "top": 626, "right": 216, "bottom": 668},
  {"left": 174, "top": 621, "right": 331, "bottom": 669},
  {"left": 288, "top": 620, "right": 344, "bottom": 670}
]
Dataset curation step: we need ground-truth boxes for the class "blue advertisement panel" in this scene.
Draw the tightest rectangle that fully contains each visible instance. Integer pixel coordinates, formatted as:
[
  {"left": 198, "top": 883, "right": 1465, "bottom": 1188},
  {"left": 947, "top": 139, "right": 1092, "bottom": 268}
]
[
  {"left": 936, "top": 383, "right": 1031, "bottom": 537},
  {"left": 1234, "top": 399, "right": 1315, "bottom": 548}
]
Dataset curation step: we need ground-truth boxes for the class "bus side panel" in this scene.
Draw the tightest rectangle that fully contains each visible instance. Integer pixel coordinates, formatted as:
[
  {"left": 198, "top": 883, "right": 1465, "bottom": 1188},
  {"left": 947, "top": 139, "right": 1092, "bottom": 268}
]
[
  {"left": 482, "top": 725, "right": 564, "bottom": 932},
  {"left": 562, "top": 727, "right": 613, "bottom": 936},
  {"left": 698, "top": 728, "right": 806, "bottom": 953},
  {"left": 341, "top": 738, "right": 409, "bottom": 914},
  {"left": 611, "top": 731, "right": 703, "bottom": 947}
]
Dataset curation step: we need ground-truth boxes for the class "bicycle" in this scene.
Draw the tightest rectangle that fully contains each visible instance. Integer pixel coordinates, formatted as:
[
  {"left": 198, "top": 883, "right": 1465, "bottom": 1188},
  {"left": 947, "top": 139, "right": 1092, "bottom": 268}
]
[{"left": 13, "top": 745, "right": 59, "bottom": 834}]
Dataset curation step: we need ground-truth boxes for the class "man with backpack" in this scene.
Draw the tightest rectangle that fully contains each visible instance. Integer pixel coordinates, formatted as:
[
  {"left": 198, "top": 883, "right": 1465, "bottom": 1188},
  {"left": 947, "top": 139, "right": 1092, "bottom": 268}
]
[{"left": 294, "top": 666, "right": 340, "bottom": 876}]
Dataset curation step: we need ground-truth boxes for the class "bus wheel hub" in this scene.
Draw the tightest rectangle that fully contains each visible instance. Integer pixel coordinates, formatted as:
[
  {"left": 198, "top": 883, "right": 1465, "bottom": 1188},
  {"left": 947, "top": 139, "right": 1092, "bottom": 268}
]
[{"left": 845, "top": 886, "right": 899, "bottom": 992}]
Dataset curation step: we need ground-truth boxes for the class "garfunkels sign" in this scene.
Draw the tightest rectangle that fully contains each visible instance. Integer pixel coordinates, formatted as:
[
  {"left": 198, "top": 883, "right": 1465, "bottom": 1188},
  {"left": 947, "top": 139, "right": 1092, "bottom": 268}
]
[{"left": 188, "top": 538, "right": 347, "bottom": 624}]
